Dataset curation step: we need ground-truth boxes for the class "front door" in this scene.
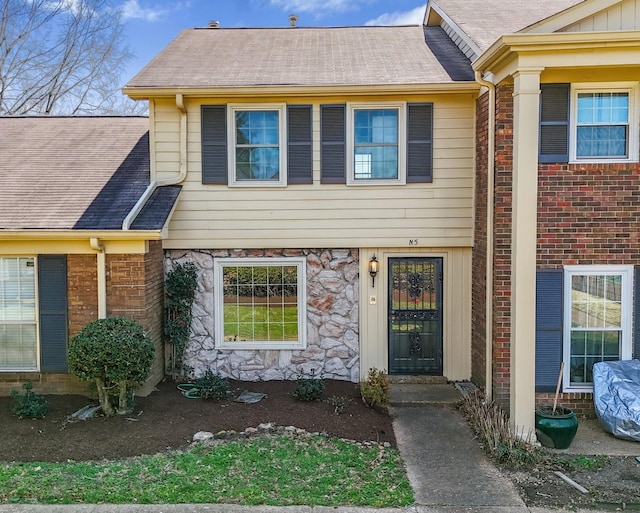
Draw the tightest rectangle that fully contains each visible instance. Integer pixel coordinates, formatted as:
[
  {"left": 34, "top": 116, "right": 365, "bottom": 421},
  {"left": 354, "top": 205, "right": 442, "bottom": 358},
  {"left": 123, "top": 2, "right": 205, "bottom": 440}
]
[{"left": 388, "top": 257, "right": 443, "bottom": 375}]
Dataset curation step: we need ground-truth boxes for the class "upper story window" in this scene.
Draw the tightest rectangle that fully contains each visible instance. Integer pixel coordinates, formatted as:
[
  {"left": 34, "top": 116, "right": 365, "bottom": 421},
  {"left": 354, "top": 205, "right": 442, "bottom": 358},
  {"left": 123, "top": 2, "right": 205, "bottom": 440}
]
[
  {"left": 540, "top": 82, "right": 639, "bottom": 164},
  {"left": 228, "top": 104, "right": 287, "bottom": 187},
  {"left": 346, "top": 103, "right": 406, "bottom": 185},
  {"left": 574, "top": 89, "right": 631, "bottom": 160}
]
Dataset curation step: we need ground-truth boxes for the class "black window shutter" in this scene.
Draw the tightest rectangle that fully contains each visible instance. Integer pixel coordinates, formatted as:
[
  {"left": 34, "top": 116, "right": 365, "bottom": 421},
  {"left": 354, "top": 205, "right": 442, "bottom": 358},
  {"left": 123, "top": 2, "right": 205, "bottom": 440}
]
[
  {"left": 287, "top": 105, "right": 313, "bottom": 184},
  {"left": 201, "top": 105, "right": 227, "bottom": 184},
  {"left": 38, "top": 255, "right": 69, "bottom": 373},
  {"left": 539, "top": 84, "right": 570, "bottom": 163},
  {"left": 535, "top": 269, "right": 564, "bottom": 392},
  {"left": 407, "top": 103, "right": 433, "bottom": 183},
  {"left": 634, "top": 268, "right": 640, "bottom": 359},
  {"left": 320, "top": 105, "right": 346, "bottom": 184}
]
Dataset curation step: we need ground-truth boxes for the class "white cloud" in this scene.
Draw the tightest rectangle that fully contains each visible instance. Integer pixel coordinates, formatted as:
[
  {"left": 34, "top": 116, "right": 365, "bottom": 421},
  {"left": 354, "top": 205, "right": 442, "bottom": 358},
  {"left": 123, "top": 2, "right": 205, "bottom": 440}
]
[
  {"left": 121, "top": 0, "right": 167, "bottom": 21},
  {"left": 365, "top": 3, "right": 426, "bottom": 26},
  {"left": 269, "top": 0, "right": 371, "bottom": 15}
]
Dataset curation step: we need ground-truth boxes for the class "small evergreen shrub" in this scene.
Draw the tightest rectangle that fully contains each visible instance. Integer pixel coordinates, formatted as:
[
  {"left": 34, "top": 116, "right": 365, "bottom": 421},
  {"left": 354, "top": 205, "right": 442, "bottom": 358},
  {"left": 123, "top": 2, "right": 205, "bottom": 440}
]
[
  {"left": 360, "top": 367, "right": 390, "bottom": 409},
  {"left": 293, "top": 370, "right": 325, "bottom": 401},
  {"left": 193, "top": 370, "right": 230, "bottom": 400},
  {"left": 327, "top": 395, "right": 351, "bottom": 414},
  {"left": 68, "top": 317, "right": 154, "bottom": 416},
  {"left": 11, "top": 381, "right": 48, "bottom": 419}
]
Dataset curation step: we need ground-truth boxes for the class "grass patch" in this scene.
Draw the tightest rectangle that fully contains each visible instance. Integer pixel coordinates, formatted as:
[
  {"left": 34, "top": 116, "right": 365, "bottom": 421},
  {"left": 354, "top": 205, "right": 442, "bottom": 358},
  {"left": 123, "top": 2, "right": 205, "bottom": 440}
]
[
  {"left": 0, "top": 435, "right": 413, "bottom": 506},
  {"left": 223, "top": 304, "right": 298, "bottom": 341}
]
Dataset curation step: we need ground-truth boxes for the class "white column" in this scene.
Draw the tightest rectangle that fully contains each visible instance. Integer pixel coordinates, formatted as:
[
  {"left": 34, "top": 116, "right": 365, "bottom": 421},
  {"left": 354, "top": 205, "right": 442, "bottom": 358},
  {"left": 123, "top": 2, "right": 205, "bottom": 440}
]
[{"left": 510, "top": 69, "right": 542, "bottom": 436}]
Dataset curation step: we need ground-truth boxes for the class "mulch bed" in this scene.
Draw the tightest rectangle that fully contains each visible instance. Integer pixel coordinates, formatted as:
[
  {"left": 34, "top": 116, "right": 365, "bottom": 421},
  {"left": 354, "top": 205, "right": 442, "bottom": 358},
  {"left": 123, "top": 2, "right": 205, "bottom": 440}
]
[{"left": 1, "top": 379, "right": 395, "bottom": 463}]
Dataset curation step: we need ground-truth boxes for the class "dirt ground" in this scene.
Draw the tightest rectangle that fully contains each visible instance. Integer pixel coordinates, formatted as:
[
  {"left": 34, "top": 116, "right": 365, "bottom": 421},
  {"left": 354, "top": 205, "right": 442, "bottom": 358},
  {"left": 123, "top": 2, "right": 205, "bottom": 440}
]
[
  {"left": 2, "top": 379, "right": 639, "bottom": 509},
  {"left": 1, "top": 379, "right": 395, "bottom": 463},
  {"left": 508, "top": 455, "right": 640, "bottom": 510}
]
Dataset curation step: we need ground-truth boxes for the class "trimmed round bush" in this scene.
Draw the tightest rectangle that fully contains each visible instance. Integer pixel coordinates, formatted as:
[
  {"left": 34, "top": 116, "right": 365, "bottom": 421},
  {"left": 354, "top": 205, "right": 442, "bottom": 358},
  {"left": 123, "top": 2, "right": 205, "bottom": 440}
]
[{"left": 68, "top": 317, "right": 154, "bottom": 416}]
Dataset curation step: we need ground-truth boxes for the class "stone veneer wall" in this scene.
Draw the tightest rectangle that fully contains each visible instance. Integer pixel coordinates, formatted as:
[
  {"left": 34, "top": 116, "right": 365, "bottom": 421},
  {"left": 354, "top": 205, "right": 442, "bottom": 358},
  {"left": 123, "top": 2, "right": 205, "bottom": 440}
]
[{"left": 165, "top": 249, "right": 360, "bottom": 382}]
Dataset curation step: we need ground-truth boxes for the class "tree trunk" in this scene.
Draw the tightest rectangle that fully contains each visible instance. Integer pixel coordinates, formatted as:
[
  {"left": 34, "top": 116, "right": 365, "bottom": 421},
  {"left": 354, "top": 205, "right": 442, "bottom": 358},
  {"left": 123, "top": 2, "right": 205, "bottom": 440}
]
[
  {"left": 116, "top": 382, "right": 132, "bottom": 415},
  {"left": 95, "top": 378, "right": 114, "bottom": 416}
]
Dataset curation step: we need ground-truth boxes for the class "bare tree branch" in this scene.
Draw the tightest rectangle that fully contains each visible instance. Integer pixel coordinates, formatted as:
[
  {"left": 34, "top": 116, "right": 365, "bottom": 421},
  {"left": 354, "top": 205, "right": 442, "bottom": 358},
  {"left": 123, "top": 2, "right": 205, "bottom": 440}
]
[{"left": 0, "top": 0, "right": 139, "bottom": 115}]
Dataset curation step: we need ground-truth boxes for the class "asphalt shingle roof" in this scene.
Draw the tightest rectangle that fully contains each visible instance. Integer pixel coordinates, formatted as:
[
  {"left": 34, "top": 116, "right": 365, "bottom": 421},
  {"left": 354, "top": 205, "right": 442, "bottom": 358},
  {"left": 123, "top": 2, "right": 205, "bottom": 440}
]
[
  {"left": 0, "top": 116, "right": 178, "bottom": 232},
  {"left": 431, "top": 0, "right": 586, "bottom": 52},
  {"left": 126, "top": 25, "right": 473, "bottom": 89}
]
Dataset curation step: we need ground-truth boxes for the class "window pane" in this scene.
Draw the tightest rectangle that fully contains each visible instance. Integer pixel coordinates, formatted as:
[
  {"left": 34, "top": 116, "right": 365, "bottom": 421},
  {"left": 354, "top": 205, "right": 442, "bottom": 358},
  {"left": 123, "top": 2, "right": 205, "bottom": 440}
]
[
  {"left": 220, "top": 262, "right": 301, "bottom": 345},
  {"left": 234, "top": 110, "right": 280, "bottom": 182},
  {"left": 236, "top": 148, "right": 280, "bottom": 180},
  {"left": 354, "top": 146, "right": 398, "bottom": 179},
  {"left": 0, "top": 323, "right": 37, "bottom": 369},
  {"left": 571, "top": 274, "right": 622, "bottom": 328},
  {"left": 576, "top": 92, "right": 629, "bottom": 159}
]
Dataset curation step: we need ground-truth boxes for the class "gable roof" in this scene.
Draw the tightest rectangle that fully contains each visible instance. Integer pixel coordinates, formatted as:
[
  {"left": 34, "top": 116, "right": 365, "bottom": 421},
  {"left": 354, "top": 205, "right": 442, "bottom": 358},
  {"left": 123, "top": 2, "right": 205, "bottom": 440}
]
[
  {"left": 125, "top": 25, "right": 474, "bottom": 92},
  {"left": 0, "top": 116, "right": 179, "bottom": 232},
  {"left": 428, "top": 0, "right": 586, "bottom": 53}
]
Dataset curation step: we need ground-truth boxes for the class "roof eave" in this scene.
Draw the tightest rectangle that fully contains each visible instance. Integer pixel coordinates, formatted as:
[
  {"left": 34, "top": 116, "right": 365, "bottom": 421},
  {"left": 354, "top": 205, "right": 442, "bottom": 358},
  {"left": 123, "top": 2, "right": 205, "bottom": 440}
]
[
  {"left": 0, "top": 229, "right": 163, "bottom": 241},
  {"left": 123, "top": 82, "right": 480, "bottom": 100}
]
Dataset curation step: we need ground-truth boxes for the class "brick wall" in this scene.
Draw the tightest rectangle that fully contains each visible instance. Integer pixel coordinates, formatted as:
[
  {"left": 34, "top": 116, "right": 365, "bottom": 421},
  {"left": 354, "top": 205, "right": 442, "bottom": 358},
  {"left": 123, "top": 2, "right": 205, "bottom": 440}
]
[
  {"left": 492, "top": 81, "right": 514, "bottom": 408},
  {"left": 67, "top": 254, "right": 98, "bottom": 337},
  {"left": 471, "top": 90, "right": 489, "bottom": 387}
]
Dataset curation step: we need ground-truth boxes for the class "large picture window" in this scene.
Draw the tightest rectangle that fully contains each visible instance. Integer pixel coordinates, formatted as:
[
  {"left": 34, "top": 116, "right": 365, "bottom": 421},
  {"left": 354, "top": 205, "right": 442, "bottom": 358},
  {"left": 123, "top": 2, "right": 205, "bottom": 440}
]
[
  {"left": 214, "top": 258, "right": 306, "bottom": 350},
  {"left": 563, "top": 265, "right": 633, "bottom": 391},
  {"left": 0, "top": 257, "right": 37, "bottom": 370},
  {"left": 228, "top": 104, "right": 287, "bottom": 186}
]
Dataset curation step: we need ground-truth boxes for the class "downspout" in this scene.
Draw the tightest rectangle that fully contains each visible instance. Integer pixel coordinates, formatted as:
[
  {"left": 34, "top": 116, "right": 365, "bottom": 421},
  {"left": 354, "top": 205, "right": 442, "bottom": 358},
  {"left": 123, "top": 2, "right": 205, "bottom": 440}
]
[
  {"left": 90, "top": 237, "right": 107, "bottom": 319},
  {"left": 475, "top": 70, "right": 495, "bottom": 401},
  {"left": 158, "top": 93, "right": 188, "bottom": 186}
]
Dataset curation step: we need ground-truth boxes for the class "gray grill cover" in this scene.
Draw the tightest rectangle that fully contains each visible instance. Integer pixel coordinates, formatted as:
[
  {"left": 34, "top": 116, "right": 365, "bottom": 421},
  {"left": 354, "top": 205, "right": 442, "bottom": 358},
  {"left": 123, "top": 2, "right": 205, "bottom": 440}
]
[{"left": 593, "top": 360, "right": 640, "bottom": 441}]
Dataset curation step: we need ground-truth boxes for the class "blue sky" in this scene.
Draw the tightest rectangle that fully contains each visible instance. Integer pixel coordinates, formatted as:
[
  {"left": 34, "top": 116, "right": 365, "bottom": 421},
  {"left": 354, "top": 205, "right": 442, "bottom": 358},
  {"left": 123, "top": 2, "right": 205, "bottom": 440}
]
[{"left": 120, "top": 0, "right": 427, "bottom": 83}]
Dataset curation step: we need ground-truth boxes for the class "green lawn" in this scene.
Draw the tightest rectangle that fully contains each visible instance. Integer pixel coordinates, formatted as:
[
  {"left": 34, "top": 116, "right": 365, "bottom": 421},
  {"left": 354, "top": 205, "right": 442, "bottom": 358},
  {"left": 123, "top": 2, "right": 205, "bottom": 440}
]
[
  {"left": 0, "top": 435, "right": 413, "bottom": 506},
  {"left": 224, "top": 304, "right": 298, "bottom": 341}
]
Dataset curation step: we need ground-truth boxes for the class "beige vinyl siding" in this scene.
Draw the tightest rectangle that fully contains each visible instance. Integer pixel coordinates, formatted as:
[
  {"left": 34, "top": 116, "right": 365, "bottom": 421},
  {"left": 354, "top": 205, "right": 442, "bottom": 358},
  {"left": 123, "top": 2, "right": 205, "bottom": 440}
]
[
  {"left": 152, "top": 94, "right": 475, "bottom": 249},
  {"left": 359, "top": 247, "right": 472, "bottom": 381},
  {"left": 562, "top": 0, "right": 640, "bottom": 31}
]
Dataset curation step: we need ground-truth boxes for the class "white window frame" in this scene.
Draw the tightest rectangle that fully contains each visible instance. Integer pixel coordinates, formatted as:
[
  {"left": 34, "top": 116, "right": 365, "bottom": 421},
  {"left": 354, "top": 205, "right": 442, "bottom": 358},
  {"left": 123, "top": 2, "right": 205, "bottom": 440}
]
[
  {"left": 562, "top": 265, "right": 633, "bottom": 392},
  {"left": 227, "top": 103, "right": 287, "bottom": 187},
  {"left": 214, "top": 257, "right": 307, "bottom": 350},
  {"left": 569, "top": 82, "right": 639, "bottom": 164},
  {"left": 346, "top": 102, "right": 406, "bottom": 186},
  {"left": 0, "top": 256, "right": 39, "bottom": 372}
]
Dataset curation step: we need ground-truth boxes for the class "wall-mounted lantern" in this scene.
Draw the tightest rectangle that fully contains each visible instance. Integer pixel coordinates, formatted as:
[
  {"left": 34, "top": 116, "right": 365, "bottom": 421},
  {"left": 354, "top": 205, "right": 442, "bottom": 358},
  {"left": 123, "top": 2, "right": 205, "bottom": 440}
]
[{"left": 368, "top": 255, "right": 379, "bottom": 287}]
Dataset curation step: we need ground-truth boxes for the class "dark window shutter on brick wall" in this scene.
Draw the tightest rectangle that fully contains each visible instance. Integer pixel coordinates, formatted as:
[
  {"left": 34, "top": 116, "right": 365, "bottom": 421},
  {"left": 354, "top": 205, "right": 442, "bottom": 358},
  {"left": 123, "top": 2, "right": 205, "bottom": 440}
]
[
  {"left": 287, "top": 105, "right": 313, "bottom": 184},
  {"left": 320, "top": 105, "right": 346, "bottom": 184},
  {"left": 201, "top": 105, "right": 227, "bottom": 184},
  {"left": 407, "top": 103, "right": 433, "bottom": 183},
  {"left": 539, "top": 84, "right": 570, "bottom": 163},
  {"left": 38, "top": 255, "right": 69, "bottom": 373},
  {"left": 535, "top": 269, "right": 564, "bottom": 392}
]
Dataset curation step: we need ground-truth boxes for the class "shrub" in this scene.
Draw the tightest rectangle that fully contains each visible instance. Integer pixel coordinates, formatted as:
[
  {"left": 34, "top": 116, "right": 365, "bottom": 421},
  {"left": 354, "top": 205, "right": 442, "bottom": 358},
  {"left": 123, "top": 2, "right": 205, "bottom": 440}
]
[
  {"left": 165, "top": 262, "right": 198, "bottom": 381},
  {"left": 360, "top": 367, "right": 390, "bottom": 409},
  {"left": 193, "top": 370, "right": 230, "bottom": 400},
  {"left": 11, "top": 381, "right": 48, "bottom": 419},
  {"left": 327, "top": 395, "right": 351, "bottom": 414},
  {"left": 68, "top": 317, "right": 154, "bottom": 416},
  {"left": 293, "top": 370, "right": 325, "bottom": 401}
]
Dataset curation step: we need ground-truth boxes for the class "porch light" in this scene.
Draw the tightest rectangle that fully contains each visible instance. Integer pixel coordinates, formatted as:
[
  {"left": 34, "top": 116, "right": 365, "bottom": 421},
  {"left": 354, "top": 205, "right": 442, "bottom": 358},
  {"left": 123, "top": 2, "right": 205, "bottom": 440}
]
[{"left": 368, "top": 256, "right": 379, "bottom": 287}]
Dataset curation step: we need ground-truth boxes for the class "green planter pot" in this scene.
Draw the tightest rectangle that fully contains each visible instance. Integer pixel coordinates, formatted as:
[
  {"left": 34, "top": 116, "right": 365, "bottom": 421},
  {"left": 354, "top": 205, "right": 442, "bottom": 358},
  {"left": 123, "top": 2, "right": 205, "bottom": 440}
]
[{"left": 535, "top": 406, "right": 579, "bottom": 449}]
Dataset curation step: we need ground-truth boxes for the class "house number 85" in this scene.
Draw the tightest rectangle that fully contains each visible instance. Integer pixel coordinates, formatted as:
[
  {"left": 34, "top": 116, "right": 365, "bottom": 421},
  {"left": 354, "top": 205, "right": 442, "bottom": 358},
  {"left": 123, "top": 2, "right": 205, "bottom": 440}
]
[{"left": 409, "top": 239, "right": 419, "bottom": 246}]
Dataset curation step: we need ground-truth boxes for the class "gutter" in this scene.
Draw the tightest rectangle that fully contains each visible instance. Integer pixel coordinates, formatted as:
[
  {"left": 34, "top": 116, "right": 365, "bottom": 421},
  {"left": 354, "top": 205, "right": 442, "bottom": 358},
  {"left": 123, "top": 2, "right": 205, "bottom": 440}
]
[
  {"left": 122, "top": 181, "right": 158, "bottom": 230},
  {"left": 90, "top": 237, "right": 107, "bottom": 319},
  {"left": 474, "top": 70, "right": 495, "bottom": 402}
]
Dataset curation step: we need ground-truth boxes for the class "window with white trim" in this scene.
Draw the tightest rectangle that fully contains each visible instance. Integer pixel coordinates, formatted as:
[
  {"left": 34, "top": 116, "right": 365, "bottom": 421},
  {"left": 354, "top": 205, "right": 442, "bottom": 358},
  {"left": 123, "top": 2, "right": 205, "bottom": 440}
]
[
  {"left": 214, "top": 258, "right": 306, "bottom": 350},
  {"left": 563, "top": 265, "right": 633, "bottom": 391},
  {"left": 227, "top": 104, "right": 287, "bottom": 186},
  {"left": 570, "top": 83, "right": 639, "bottom": 163},
  {"left": 347, "top": 102, "right": 406, "bottom": 185},
  {"left": 0, "top": 257, "right": 37, "bottom": 370}
]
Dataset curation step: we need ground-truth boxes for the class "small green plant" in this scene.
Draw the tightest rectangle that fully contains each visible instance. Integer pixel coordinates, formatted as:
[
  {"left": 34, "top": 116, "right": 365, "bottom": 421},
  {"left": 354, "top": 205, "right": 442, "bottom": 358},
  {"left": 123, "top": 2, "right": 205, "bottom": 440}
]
[
  {"left": 11, "top": 381, "right": 48, "bottom": 419},
  {"left": 560, "top": 455, "right": 609, "bottom": 471},
  {"left": 293, "top": 370, "right": 325, "bottom": 401},
  {"left": 327, "top": 395, "right": 351, "bottom": 414},
  {"left": 193, "top": 370, "right": 230, "bottom": 400},
  {"left": 68, "top": 317, "right": 154, "bottom": 416},
  {"left": 360, "top": 367, "right": 390, "bottom": 409}
]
